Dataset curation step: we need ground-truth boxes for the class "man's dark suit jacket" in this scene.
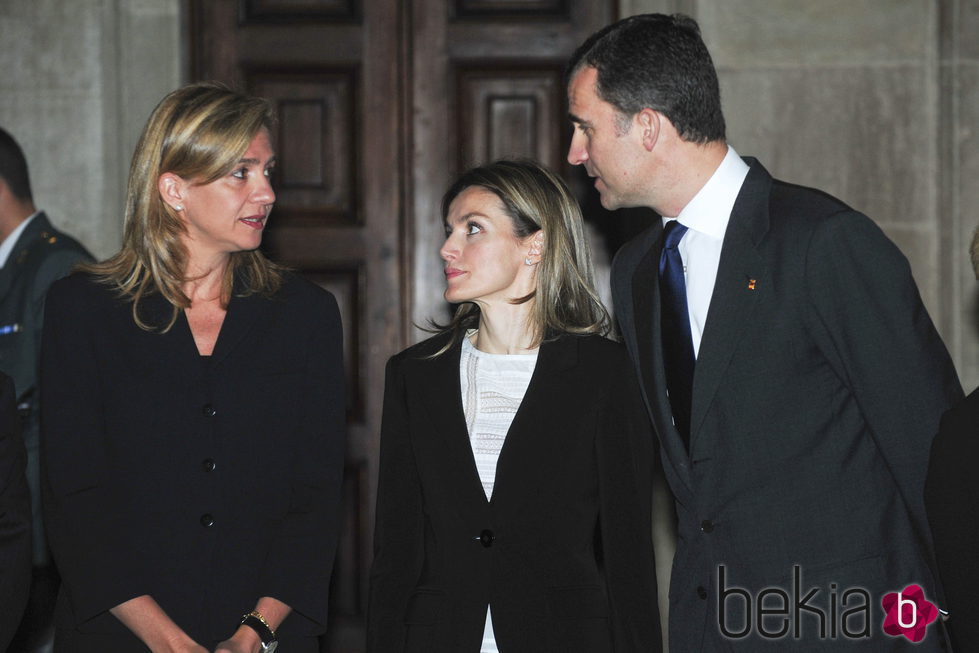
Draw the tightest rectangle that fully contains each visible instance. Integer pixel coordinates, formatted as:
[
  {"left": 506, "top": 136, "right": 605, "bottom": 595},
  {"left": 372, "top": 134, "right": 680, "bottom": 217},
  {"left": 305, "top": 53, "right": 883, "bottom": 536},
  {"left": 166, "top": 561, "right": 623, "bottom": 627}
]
[
  {"left": 925, "top": 388, "right": 979, "bottom": 650},
  {"left": 611, "top": 157, "right": 962, "bottom": 651},
  {"left": 0, "top": 211, "right": 90, "bottom": 562},
  {"left": 0, "top": 371, "right": 31, "bottom": 650},
  {"left": 40, "top": 271, "right": 346, "bottom": 652},
  {"left": 367, "top": 332, "right": 662, "bottom": 653}
]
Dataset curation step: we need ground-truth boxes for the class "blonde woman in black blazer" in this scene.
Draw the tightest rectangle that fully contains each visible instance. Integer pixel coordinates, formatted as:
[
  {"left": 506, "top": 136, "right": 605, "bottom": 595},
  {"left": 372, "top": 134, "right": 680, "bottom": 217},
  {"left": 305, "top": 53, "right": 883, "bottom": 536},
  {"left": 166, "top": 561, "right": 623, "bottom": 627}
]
[
  {"left": 40, "top": 84, "right": 345, "bottom": 653},
  {"left": 367, "top": 160, "right": 661, "bottom": 653}
]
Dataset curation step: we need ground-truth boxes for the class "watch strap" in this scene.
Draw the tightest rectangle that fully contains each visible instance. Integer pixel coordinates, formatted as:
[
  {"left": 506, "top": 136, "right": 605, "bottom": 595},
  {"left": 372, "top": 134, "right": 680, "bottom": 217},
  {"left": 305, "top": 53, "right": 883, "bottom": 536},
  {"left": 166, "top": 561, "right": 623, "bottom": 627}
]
[{"left": 240, "top": 611, "right": 277, "bottom": 650}]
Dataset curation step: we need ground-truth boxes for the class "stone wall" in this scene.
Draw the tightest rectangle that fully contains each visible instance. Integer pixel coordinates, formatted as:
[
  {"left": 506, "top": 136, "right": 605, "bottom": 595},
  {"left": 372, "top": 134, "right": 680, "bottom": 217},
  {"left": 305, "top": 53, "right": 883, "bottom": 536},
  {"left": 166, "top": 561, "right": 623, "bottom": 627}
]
[
  {"left": 941, "top": 0, "right": 979, "bottom": 392},
  {"left": 0, "top": 0, "right": 182, "bottom": 260}
]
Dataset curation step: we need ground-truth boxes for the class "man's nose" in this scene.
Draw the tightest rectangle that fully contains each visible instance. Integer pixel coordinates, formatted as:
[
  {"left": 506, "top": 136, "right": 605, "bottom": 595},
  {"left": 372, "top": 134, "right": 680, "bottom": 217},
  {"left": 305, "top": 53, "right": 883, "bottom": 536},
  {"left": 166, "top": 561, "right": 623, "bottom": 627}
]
[{"left": 567, "top": 132, "right": 587, "bottom": 166}]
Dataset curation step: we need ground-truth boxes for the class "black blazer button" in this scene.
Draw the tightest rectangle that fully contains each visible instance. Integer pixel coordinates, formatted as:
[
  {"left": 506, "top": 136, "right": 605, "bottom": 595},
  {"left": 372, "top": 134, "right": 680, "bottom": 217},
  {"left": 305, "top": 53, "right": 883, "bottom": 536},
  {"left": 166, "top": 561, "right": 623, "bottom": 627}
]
[
  {"left": 202, "top": 459, "right": 216, "bottom": 472},
  {"left": 202, "top": 404, "right": 216, "bottom": 417},
  {"left": 200, "top": 513, "right": 215, "bottom": 527},
  {"left": 479, "top": 529, "right": 495, "bottom": 548},
  {"left": 697, "top": 586, "right": 708, "bottom": 600},
  {"left": 701, "top": 519, "right": 714, "bottom": 533}
]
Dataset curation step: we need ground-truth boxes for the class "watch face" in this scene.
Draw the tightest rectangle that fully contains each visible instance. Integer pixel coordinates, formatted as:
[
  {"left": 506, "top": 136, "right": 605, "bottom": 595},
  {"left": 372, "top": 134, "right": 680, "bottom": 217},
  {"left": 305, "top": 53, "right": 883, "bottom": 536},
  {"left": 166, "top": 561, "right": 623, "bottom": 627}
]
[{"left": 264, "top": 641, "right": 277, "bottom": 653}]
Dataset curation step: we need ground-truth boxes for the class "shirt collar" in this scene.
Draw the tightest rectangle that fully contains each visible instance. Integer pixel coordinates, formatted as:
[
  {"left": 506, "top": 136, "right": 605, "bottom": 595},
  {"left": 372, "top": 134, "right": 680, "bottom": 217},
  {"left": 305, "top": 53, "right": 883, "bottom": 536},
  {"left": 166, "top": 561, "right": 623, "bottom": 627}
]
[
  {"left": 663, "top": 146, "right": 749, "bottom": 239},
  {"left": 0, "top": 211, "right": 39, "bottom": 268}
]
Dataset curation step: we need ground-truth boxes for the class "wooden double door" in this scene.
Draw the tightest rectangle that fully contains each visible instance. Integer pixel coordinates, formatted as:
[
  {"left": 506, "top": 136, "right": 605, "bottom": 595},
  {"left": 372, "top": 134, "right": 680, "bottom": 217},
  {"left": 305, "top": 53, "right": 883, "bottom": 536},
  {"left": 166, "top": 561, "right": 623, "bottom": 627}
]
[{"left": 190, "top": 1, "right": 617, "bottom": 649}]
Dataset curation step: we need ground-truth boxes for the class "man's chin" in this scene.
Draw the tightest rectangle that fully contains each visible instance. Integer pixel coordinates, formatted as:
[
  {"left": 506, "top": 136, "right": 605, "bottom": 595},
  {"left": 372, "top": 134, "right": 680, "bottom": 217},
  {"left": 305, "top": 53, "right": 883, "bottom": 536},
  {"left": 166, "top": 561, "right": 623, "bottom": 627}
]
[{"left": 598, "top": 193, "right": 623, "bottom": 211}]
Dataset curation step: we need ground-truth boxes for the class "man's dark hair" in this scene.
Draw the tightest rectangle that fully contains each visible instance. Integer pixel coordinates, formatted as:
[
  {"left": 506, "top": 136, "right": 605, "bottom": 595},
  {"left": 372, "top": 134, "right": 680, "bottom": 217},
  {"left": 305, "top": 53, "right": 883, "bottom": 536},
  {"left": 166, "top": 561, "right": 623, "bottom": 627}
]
[
  {"left": 567, "top": 13, "right": 726, "bottom": 144},
  {"left": 0, "top": 127, "right": 33, "bottom": 201}
]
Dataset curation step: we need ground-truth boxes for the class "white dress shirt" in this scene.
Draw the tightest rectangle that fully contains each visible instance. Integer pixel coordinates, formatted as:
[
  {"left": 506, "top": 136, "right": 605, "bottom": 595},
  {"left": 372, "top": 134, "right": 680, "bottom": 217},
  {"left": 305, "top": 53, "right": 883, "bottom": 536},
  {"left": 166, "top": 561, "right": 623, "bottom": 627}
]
[
  {"left": 0, "top": 212, "right": 38, "bottom": 268},
  {"left": 663, "top": 146, "right": 749, "bottom": 357}
]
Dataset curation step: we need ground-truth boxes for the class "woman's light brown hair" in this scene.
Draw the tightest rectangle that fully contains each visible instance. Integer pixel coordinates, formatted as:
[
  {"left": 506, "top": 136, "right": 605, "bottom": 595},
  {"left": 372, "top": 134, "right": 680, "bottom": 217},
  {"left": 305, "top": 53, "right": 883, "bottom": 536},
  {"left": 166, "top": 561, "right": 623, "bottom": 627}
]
[
  {"left": 430, "top": 159, "right": 610, "bottom": 354},
  {"left": 82, "top": 82, "right": 282, "bottom": 330}
]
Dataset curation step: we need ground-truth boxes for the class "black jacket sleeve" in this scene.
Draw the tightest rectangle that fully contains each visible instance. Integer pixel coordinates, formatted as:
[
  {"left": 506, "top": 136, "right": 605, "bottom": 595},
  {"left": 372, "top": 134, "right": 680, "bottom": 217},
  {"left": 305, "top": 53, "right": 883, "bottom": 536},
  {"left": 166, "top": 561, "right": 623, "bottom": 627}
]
[{"left": 366, "top": 354, "right": 426, "bottom": 652}]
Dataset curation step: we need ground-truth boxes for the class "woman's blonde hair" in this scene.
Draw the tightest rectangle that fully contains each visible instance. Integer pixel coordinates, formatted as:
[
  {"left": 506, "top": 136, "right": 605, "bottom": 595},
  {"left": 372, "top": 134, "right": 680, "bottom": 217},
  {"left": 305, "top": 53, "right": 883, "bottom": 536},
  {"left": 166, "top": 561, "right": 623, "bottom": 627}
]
[
  {"left": 83, "top": 82, "right": 282, "bottom": 330},
  {"left": 433, "top": 158, "right": 610, "bottom": 351}
]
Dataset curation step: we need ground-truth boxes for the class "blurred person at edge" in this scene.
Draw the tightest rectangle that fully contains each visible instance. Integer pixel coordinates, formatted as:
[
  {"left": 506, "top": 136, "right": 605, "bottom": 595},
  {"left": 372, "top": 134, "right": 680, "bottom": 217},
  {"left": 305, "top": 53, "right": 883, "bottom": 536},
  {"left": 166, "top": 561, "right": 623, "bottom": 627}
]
[
  {"left": 926, "top": 226, "right": 979, "bottom": 651},
  {"left": 367, "top": 159, "right": 661, "bottom": 653},
  {"left": 0, "top": 125, "right": 92, "bottom": 652},
  {"left": 0, "top": 370, "right": 32, "bottom": 651},
  {"left": 40, "top": 82, "right": 346, "bottom": 653}
]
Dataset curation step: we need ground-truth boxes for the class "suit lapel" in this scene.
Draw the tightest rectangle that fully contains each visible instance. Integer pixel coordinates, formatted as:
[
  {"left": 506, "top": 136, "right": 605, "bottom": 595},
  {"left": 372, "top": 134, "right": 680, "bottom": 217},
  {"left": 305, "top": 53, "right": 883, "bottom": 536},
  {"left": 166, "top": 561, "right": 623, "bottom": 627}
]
[
  {"left": 632, "top": 244, "right": 660, "bottom": 428},
  {"left": 689, "top": 160, "right": 772, "bottom": 451},
  {"left": 210, "top": 287, "right": 275, "bottom": 366},
  {"left": 147, "top": 291, "right": 204, "bottom": 363},
  {"left": 630, "top": 229, "right": 695, "bottom": 496},
  {"left": 0, "top": 260, "right": 12, "bottom": 299},
  {"left": 414, "top": 335, "right": 583, "bottom": 513},
  {"left": 490, "top": 335, "right": 577, "bottom": 512},
  {"left": 139, "top": 275, "right": 277, "bottom": 371},
  {"left": 0, "top": 213, "right": 51, "bottom": 298},
  {"left": 416, "top": 338, "right": 491, "bottom": 509}
]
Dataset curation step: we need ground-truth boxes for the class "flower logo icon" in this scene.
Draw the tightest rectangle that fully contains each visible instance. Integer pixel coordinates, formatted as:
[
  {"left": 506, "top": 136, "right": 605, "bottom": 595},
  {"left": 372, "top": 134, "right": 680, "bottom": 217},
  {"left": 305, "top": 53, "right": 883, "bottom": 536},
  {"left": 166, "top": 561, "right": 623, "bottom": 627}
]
[{"left": 881, "top": 584, "right": 938, "bottom": 642}]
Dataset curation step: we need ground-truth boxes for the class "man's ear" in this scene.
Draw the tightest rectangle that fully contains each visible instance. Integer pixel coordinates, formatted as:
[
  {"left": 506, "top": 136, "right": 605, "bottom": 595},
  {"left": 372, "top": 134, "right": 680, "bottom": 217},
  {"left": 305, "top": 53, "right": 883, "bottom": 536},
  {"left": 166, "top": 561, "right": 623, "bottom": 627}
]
[
  {"left": 636, "top": 108, "right": 661, "bottom": 152},
  {"left": 158, "top": 172, "right": 187, "bottom": 212}
]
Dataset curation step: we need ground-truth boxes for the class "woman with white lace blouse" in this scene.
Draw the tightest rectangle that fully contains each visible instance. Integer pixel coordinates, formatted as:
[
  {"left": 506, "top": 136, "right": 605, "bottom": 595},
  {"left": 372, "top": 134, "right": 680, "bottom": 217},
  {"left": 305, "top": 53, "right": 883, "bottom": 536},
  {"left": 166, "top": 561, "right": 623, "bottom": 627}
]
[{"left": 367, "top": 159, "right": 662, "bottom": 653}]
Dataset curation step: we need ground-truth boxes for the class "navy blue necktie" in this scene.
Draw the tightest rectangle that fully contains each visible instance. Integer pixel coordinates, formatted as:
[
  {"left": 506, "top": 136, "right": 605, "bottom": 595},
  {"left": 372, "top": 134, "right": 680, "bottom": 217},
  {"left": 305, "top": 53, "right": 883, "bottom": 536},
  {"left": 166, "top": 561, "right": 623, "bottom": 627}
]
[{"left": 659, "top": 220, "right": 695, "bottom": 450}]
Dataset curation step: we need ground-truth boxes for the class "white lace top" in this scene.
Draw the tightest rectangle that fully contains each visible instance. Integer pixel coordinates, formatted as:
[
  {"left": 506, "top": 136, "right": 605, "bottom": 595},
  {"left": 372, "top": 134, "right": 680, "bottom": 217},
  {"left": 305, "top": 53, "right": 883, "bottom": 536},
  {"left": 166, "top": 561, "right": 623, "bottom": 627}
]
[{"left": 459, "top": 335, "right": 538, "bottom": 653}]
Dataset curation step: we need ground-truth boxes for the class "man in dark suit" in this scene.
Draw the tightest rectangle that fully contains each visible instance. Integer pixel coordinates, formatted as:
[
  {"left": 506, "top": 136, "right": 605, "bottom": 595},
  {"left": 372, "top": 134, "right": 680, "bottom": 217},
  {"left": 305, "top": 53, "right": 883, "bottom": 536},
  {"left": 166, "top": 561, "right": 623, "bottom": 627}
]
[
  {"left": 0, "top": 370, "right": 32, "bottom": 651},
  {"left": 0, "top": 126, "right": 92, "bottom": 650},
  {"left": 924, "top": 228, "right": 979, "bottom": 651},
  {"left": 566, "top": 14, "right": 963, "bottom": 650}
]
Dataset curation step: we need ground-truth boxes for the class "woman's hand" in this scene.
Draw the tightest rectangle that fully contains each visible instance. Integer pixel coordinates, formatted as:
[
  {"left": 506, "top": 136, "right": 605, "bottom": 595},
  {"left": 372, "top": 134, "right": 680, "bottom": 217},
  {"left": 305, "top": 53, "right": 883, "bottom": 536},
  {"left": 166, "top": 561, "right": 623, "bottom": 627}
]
[
  {"left": 110, "top": 595, "right": 208, "bottom": 653},
  {"left": 213, "top": 625, "right": 261, "bottom": 653},
  {"left": 181, "top": 645, "right": 209, "bottom": 653}
]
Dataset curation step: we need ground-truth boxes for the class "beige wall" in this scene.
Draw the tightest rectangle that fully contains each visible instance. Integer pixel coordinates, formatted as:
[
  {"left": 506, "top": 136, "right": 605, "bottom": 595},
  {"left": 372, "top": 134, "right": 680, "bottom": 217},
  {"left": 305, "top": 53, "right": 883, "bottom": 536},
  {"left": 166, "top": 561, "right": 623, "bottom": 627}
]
[
  {"left": 942, "top": 0, "right": 979, "bottom": 393},
  {"left": 0, "top": 0, "right": 182, "bottom": 260}
]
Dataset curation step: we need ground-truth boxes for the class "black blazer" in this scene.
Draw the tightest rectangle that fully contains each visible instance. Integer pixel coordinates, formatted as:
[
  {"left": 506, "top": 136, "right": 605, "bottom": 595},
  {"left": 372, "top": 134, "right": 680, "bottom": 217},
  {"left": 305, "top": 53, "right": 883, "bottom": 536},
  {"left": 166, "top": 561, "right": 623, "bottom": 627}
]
[
  {"left": 40, "top": 272, "right": 346, "bottom": 652},
  {"left": 612, "top": 157, "right": 962, "bottom": 650},
  {"left": 0, "top": 371, "right": 31, "bottom": 651},
  {"left": 367, "top": 332, "right": 661, "bottom": 653},
  {"left": 925, "top": 389, "right": 979, "bottom": 651}
]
